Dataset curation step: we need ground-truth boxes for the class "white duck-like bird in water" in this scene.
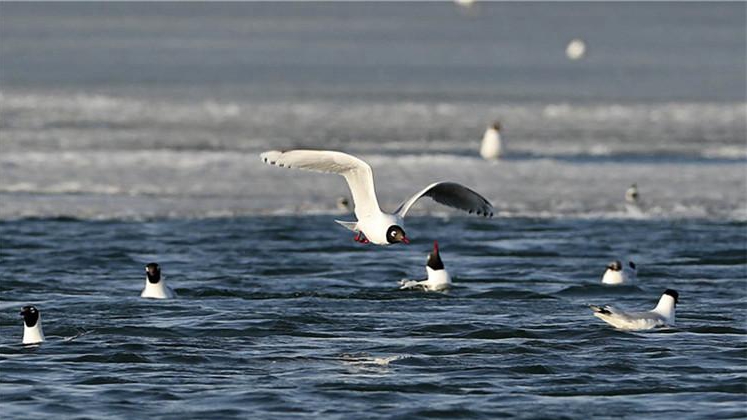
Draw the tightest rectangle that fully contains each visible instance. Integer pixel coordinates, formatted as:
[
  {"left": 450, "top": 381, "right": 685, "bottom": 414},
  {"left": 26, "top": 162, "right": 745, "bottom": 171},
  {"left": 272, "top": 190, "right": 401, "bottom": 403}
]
[
  {"left": 625, "top": 183, "right": 639, "bottom": 204},
  {"left": 20, "top": 305, "right": 45, "bottom": 345},
  {"left": 601, "top": 260, "right": 637, "bottom": 285},
  {"left": 261, "top": 150, "right": 494, "bottom": 245},
  {"left": 480, "top": 121, "right": 503, "bottom": 161},
  {"left": 590, "top": 289, "right": 678, "bottom": 331},
  {"left": 400, "top": 240, "right": 452, "bottom": 291},
  {"left": 140, "top": 262, "right": 176, "bottom": 299}
]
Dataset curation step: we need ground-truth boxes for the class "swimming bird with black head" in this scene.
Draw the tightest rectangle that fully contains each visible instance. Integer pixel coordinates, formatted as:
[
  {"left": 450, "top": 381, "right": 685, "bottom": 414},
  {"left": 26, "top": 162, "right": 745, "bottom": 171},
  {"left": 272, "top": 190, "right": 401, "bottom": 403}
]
[
  {"left": 602, "top": 259, "right": 637, "bottom": 285},
  {"left": 400, "top": 240, "right": 452, "bottom": 292},
  {"left": 20, "top": 305, "right": 45, "bottom": 345},
  {"left": 141, "top": 262, "right": 176, "bottom": 299},
  {"left": 590, "top": 289, "right": 678, "bottom": 330}
]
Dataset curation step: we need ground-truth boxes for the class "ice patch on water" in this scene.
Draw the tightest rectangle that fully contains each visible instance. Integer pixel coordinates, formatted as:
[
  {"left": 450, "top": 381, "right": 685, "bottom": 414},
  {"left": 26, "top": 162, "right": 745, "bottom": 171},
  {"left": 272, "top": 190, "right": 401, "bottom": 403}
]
[
  {"left": 2, "top": 90, "right": 744, "bottom": 154},
  {"left": 1, "top": 91, "right": 744, "bottom": 220},
  {"left": 0, "top": 149, "right": 743, "bottom": 221},
  {"left": 701, "top": 146, "right": 747, "bottom": 160}
]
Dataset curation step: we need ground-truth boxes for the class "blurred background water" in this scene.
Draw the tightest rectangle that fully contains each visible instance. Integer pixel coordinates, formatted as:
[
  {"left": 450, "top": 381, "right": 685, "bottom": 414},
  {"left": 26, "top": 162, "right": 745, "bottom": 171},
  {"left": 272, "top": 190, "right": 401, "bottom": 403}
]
[{"left": 0, "top": 2, "right": 745, "bottom": 419}]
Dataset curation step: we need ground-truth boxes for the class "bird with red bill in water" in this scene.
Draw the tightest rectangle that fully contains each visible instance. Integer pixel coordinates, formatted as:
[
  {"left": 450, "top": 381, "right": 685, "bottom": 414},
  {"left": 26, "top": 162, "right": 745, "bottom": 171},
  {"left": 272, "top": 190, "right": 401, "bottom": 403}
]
[{"left": 400, "top": 240, "right": 452, "bottom": 291}]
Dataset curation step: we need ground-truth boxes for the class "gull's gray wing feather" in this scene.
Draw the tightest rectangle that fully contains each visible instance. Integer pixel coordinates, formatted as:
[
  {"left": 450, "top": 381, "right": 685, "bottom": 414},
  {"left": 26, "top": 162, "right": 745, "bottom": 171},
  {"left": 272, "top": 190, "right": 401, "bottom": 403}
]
[{"left": 394, "top": 181, "right": 493, "bottom": 218}]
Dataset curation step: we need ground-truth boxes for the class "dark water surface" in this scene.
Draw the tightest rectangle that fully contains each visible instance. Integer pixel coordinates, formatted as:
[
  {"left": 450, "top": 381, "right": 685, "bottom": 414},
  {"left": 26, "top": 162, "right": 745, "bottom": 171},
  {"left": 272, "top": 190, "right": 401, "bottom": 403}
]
[{"left": 1, "top": 217, "right": 745, "bottom": 419}]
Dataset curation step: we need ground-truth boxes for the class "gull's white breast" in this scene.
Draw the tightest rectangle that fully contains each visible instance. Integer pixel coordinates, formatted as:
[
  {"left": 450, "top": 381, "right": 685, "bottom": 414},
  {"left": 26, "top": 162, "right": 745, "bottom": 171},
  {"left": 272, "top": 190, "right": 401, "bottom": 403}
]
[{"left": 141, "top": 279, "right": 176, "bottom": 299}]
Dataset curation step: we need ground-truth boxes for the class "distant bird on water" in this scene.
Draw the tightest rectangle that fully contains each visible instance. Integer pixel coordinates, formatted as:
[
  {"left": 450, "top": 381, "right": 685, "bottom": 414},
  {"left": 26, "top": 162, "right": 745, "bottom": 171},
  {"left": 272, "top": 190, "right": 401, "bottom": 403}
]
[
  {"left": 480, "top": 121, "right": 503, "bottom": 161},
  {"left": 626, "top": 183, "right": 639, "bottom": 204},
  {"left": 566, "top": 38, "right": 587, "bottom": 60},
  {"left": 336, "top": 196, "right": 353, "bottom": 212},
  {"left": 601, "top": 260, "right": 637, "bottom": 285},
  {"left": 624, "top": 183, "right": 645, "bottom": 216},
  {"left": 454, "top": 0, "right": 475, "bottom": 7}
]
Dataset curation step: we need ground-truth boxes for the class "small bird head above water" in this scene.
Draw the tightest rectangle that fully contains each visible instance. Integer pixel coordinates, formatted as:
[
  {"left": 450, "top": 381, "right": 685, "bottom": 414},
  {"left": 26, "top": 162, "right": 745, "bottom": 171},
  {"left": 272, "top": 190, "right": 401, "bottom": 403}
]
[
  {"left": 426, "top": 240, "right": 445, "bottom": 270},
  {"left": 336, "top": 196, "right": 351, "bottom": 211},
  {"left": 386, "top": 225, "right": 409, "bottom": 244},
  {"left": 607, "top": 260, "right": 623, "bottom": 271},
  {"left": 491, "top": 121, "right": 502, "bottom": 131},
  {"left": 626, "top": 183, "right": 639, "bottom": 203},
  {"left": 145, "top": 263, "right": 161, "bottom": 284},
  {"left": 20, "top": 305, "right": 40, "bottom": 327}
]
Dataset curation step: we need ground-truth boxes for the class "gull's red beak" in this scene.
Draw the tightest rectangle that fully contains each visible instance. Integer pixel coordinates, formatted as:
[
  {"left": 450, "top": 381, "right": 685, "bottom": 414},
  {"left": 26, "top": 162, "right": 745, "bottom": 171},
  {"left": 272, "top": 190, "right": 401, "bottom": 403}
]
[
  {"left": 401, "top": 236, "right": 410, "bottom": 244},
  {"left": 433, "top": 240, "right": 439, "bottom": 253}
]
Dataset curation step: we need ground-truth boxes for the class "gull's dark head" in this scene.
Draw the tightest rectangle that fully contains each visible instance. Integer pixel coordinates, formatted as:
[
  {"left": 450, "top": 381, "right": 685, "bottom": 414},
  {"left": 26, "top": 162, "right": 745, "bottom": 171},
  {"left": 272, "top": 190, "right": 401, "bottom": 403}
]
[
  {"left": 492, "top": 121, "right": 502, "bottom": 131},
  {"left": 20, "top": 305, "right": 40, "bottom": 327},
  {"left": 426, "top": 240, "right": 444, "bottom": 270},
  {"left": 607, "top": 260, "right": 622, "bottom": 271},
  {"left": 145, "top": 263, "right": 161, "bottom": 284},
  {"left": 664, "top": 289, "right": 679, "bottom": 306},
  {"left": 386, "top": 225, "right": 409, "bottom": 245}
]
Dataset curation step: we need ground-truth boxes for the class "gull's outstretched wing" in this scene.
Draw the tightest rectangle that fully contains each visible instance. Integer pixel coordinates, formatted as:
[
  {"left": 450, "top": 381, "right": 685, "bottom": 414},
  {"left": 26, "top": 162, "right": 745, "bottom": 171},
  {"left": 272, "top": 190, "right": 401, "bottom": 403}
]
[
  {"left": 395, "top": 181, "right": 493, "bottom": 218},
  {"left": 261, "top": 150, "right": 381, "bottom": 218}
]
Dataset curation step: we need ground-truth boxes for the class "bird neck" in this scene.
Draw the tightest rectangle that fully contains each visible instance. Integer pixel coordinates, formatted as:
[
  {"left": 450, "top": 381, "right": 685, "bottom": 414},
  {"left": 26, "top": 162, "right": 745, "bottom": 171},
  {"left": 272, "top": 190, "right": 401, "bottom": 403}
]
[
  {"left": 23, "top": 316, "right": 44, "bottom": 344},
  {"left": 652, "top": 295, "right": 676, "bottom": 321},
  {"left": 144, "top": 277, "right": 169, "bottom": 294}
]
